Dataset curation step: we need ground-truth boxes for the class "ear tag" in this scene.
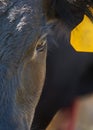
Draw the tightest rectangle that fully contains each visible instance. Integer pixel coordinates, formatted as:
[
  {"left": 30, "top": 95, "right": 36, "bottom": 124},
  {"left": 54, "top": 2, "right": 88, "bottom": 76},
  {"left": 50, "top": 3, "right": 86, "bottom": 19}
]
[{"left": 70, "top": 15, "right": 93, "bottom": 52}]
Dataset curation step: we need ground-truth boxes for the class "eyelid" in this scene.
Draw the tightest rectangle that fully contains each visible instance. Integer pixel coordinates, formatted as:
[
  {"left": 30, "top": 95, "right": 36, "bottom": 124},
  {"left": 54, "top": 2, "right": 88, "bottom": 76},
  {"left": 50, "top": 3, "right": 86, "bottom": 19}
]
[{"left": 36, "top": 33, "right": 47, "bottom": 52}]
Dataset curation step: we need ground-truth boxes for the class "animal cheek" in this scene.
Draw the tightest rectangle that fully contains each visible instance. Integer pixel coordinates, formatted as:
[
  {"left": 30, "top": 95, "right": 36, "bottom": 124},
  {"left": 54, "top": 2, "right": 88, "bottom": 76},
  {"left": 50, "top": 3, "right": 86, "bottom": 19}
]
[{"left": 16, "top": 56, "right": 46, "bottom": 108}]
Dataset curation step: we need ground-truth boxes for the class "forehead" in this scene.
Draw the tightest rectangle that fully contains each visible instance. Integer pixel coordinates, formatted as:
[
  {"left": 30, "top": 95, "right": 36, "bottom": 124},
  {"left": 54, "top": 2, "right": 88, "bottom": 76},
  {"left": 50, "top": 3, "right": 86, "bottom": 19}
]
[
  {"left": 0, "top": 0, "right": 46, "bottom": 48},
  {"left": 0, "top": 0, "right": 44, "bottom": 30}
]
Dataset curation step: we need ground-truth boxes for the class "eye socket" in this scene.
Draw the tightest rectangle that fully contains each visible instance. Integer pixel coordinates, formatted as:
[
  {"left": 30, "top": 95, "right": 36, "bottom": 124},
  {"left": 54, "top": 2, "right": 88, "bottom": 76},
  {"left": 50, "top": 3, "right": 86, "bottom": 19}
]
[
  {"left": 36, "top": 40, "right": 47, "bottom": 52},
  {"left": 36, "top": 34, "right": 47, "bottom": 52}
]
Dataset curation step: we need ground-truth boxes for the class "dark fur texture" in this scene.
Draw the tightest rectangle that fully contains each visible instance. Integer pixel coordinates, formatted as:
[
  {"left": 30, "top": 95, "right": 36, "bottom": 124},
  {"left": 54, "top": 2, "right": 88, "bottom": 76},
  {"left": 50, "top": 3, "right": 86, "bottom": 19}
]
[
  {"left": 0, "top": 0, "right": 47, "bottom": 130},
  {"left": 31, "top": 0, "right": 93, "bottom": 130}
]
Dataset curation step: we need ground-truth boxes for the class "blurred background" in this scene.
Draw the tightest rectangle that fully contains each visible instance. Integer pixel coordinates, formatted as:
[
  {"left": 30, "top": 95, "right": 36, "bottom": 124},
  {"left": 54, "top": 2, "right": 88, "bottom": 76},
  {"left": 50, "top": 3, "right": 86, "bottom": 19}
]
[{"left": 46, "top": 95, "right": 93, "bottom": 130}]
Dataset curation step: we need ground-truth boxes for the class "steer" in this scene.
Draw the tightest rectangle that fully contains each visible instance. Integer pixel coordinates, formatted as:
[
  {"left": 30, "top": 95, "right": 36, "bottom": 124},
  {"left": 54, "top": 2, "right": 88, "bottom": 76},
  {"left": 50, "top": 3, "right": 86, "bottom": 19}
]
[{"left": 0, "top": 0, "right": 47, "bottom": 130}]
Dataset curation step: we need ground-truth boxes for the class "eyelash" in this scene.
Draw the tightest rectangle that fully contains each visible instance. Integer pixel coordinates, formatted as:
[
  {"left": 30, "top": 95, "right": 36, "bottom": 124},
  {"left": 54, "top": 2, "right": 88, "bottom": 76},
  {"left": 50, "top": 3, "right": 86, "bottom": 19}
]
[
  {"left": 36, "top": 40, "right": 47, "bottom": 52},
  {"left": 36, "top": 34, "right": 47, "bottom": 52}
]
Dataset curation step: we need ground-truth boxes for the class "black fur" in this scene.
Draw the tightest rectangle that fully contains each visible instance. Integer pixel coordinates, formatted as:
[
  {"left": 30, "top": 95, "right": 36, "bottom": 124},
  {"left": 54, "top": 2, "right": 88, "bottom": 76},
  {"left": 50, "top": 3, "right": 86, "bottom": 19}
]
[
  {"left": 0, "top": 0, "right": 47, "bottom": 130},
  {"left": 32, "top": 0, "right": 93, "bottom": 130}
]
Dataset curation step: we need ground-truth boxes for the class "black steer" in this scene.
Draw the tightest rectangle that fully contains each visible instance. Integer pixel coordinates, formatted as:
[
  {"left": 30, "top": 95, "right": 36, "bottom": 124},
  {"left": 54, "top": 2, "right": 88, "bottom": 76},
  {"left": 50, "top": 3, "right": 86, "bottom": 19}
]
[
  {"left": 0, "top": 0, "right": 47, "bottom": 130},
  {"left": 32, "top": 0, "right": 93, "bottom": 130}
]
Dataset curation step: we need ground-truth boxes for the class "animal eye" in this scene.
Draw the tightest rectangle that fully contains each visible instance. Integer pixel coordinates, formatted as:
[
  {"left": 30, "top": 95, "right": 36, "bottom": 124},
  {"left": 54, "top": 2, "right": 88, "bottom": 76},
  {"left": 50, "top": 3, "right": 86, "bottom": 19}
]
[
  {"left": 36, "top": 40, "right": 47, "bottom": 52},
  {"left": 36, "top": 34, "right": 47, "bottom": 52}
]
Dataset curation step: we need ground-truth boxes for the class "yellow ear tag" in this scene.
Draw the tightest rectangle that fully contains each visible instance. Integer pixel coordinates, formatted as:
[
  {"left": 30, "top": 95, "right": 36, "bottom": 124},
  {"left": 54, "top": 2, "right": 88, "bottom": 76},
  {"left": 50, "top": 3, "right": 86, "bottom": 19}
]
[{"left": 70, "top": 15, "right": 93, "bottom": 52}]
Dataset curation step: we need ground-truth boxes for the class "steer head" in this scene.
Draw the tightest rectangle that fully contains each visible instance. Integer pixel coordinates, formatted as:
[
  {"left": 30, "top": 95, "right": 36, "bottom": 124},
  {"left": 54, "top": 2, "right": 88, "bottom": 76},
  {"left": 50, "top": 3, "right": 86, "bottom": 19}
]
[{"left": 0, "top": 0, "right": 47, "bottom": 130}]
